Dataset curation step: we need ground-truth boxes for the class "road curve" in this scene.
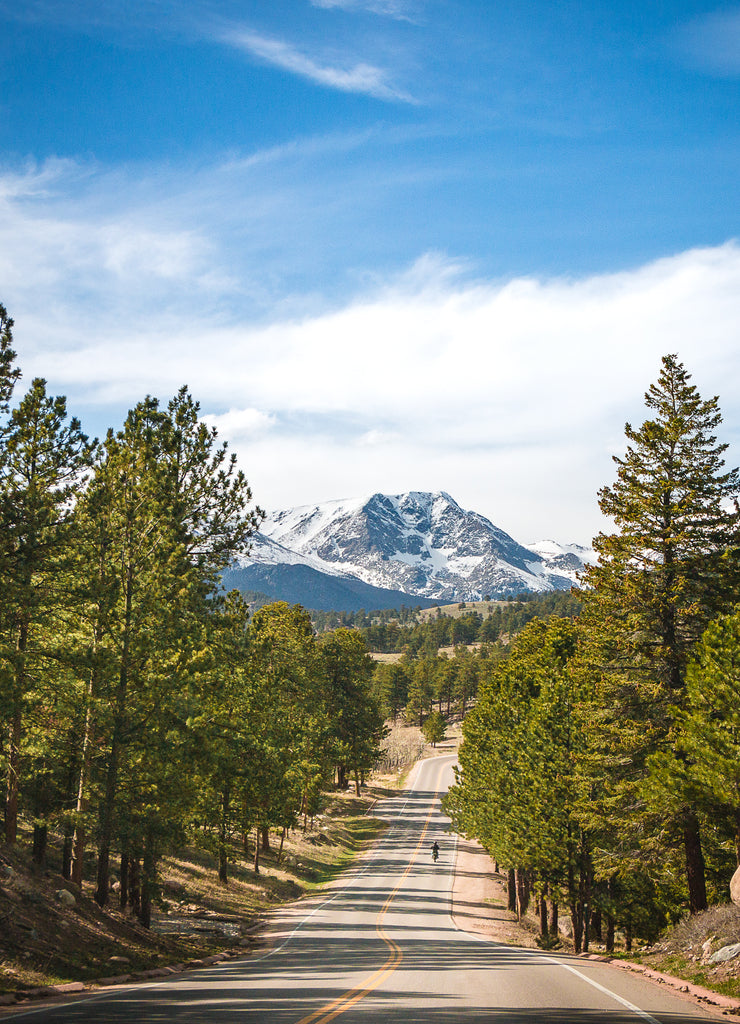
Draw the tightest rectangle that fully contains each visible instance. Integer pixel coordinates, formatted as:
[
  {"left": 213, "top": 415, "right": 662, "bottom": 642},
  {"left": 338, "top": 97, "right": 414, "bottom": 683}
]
[{"left": 5, "top": 755, "right": 720, "bottom": 1023}]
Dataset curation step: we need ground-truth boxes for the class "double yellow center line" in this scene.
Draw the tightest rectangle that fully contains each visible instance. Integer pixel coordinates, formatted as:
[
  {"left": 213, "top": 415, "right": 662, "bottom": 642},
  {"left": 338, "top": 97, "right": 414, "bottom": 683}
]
[{"left": 295, "top": 779, "right": 442, "bottom": 1024}]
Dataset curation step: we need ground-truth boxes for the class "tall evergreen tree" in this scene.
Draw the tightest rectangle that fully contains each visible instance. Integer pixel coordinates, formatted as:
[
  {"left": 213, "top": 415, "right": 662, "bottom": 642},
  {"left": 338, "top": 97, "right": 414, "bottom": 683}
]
[
  {"left": 581, "top": 353, "right": 740, "bottom": 913},
  {"left": 0, "top": 304, "right": 21, "bottom": 414},
  {"left": 650, "top": 609, "right": 740, "bottom": 869},
  {"left": 0, "top": 379, "right": 94, "bottom": 844},
  {"left": 319, "top": 628, "right": 384, "bottom": 794},
  {"left": 76, "top": 391, "right": 261, "bottom": 910}
]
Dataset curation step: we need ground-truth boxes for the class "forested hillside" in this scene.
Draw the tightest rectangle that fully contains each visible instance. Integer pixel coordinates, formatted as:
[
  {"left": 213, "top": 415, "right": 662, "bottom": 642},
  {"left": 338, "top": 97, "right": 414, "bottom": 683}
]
[
  {"left": 0, "top": 306, "right": 385, "bottom": 929},
  {"left": 445, "top": 355, "right": 740, "bottom": 953},
  {"left": 335, "top": 591, "right": 582, "bottom": 653},
  {"left": 3, "top": 304, "right": 740, "bottom": 968}
]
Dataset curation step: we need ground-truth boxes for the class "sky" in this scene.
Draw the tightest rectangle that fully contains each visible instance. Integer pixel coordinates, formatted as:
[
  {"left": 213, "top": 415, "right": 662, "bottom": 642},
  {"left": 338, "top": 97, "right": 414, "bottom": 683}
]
[{"left": 1, "top": 0, "right": 739, "bottom": 544}]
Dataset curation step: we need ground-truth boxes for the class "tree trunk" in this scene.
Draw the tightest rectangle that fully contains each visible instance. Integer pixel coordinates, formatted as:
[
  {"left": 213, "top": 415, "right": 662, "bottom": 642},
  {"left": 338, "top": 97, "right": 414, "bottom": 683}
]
[
  {"left": 507, "top": 869, "right": 517, "bottom": 912},
  {"left": 354, "top": 767, "right": 361, "bottom": 797},
  {"left": 549, "top": 902, "right": 559, "bottom": 937},
  {"left": 120, "top": 850, "right": 130, "bottom": 910},
  {"left": 683, "top": 807, "right": 708, "bottom": 913},
  {"left": 278, "top": 827, "right": 286, "bottom": 863},
  {"left": 61, "top": 753, "right": 76, "bottom": 880},
  {"left": 568, "top": 862, "right": 583, "bottom": 954},
  {"left": 5, "top": 619, "right": 29, "bottom": 844},
  {"left": 32, "top": 823, "right": 48, "bottom": 867},
  {"left": 95, "top": 566, "right": 133, "bottom": 908},
  {"left": 72, "top": 632, "right": 102, "bottom": 887},
  {"left": 261, "top": 825, "right": 270, "bottom": 852},
  {"left": 129, "top": 856, "right": 141, "bottom": 917},
  {"left": 95, "top": 735, "right": 121, "bottom": 907},
  {"left": 62, "top": 829, "right": 73, "bottom": 880},
  {"left": 605, "top": 914, "right": 615, "bottom": 953},
  {"left": 253, "top": 827, "right": 260, "bottom": 875},
  {"left": 218, "top": 784, "right": 230, "bottom": 885},
  {"left": 515, "top": 869, "right": 529, "bottom": 920},
  {"left": 139, "top": 830, "right": 155, "bottom": 929},
  {"left": 539, "top": 896, "right": 549, "bottom": 938}
]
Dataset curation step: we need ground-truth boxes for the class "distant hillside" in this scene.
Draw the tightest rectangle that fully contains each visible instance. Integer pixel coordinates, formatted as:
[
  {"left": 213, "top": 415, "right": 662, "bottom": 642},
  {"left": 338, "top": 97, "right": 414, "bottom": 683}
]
[{"left": 221, "top": 562, "right": 439, "bottom": 613}]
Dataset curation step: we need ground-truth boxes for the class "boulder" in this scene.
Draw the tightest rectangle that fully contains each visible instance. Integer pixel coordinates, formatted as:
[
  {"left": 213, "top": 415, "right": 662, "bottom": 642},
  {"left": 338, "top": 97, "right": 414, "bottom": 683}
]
[
  {"left": 709, "top": 942, "right": 740, "bottom": 965},
  {"left": 55, "top": 889, "right": 76, "bottom": 908},
  {"left": 730, "top": 864, "right": 740, "bottom": 906}
]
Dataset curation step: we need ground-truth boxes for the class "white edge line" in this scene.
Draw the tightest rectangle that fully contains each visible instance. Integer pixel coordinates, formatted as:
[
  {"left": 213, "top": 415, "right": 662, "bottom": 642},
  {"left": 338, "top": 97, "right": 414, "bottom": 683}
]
[
  {"left": 447, "top": 852, "right": 662, "bottom": 1024},
  {"left": 541, "top": 957, "right": 662, "bottom": 1024},
  {"left": 5, "top": 759, "right": 451, "bottom": 1021}
]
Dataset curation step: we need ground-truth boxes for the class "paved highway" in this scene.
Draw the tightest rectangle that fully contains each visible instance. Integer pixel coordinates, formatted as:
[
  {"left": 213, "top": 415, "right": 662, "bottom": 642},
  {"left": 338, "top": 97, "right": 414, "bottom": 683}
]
[{"left": 7, "top": 755, "right": 719, "bottom": 1023}]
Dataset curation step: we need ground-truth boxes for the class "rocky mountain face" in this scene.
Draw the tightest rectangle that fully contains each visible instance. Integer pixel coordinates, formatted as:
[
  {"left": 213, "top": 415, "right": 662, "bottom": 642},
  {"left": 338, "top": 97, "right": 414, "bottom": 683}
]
[{"left": 228, "top": 491, "right": 593, "bottom": 610}]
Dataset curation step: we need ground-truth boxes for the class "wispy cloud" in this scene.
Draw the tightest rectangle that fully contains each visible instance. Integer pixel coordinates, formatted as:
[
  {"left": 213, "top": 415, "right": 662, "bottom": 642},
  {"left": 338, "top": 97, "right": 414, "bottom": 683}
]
[
  {"left": 309, "top": 0, "right": 422, "bottom": 21},
  {"left": 2, "top": 157, "right": 740, "bottom": 541},
  {"left": 670, "top": 7, "right": 740, "bottom": 77},
  {"left": 220, "top": 28, "right": 415, "bottom": 101},
  {"left": 202, "top": 407, "right": 276, "bottom": 440}
]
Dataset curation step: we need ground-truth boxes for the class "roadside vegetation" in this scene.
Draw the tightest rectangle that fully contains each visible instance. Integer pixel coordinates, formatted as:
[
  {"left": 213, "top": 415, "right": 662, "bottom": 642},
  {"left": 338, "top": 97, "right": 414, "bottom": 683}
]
[
  {"left": 2, "top": 304, "right": 740, "bottom": 1004},
  {"left": 0, "top": 788, "right": 387, "bottom": 996},
  {"left": 445, "top": 355, "right": 740, "bottom": 967}
]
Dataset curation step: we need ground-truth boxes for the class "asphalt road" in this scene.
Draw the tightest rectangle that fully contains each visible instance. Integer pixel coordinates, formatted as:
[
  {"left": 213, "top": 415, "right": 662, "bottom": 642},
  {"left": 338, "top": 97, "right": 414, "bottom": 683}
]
[{"left": 6, "top": 755, "right": 720, "bottom": 1023}]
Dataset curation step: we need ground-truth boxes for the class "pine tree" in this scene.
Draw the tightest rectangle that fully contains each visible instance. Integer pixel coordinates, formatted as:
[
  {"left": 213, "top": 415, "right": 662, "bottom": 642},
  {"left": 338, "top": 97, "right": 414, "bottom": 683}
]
[
  {"left": 650, "top": 609, "right": 740, "bottom": 869},
  {"left": 445, "top": 617, "right": 587, "bottom": 945},
  {"left": 581, "top": 353, "right": 740, "bottom": 913},
  {"left": 0, "top": 304, "right": 21, "bottom": 413},
  {"left": 79, "top": 392, "right": 261, "bottom": 910},
  {"left": 0, "top": 379, "right": 94, "bottom": 844},
  {"left": 319, "top": 628, "right": 384, "bottom": 794}
]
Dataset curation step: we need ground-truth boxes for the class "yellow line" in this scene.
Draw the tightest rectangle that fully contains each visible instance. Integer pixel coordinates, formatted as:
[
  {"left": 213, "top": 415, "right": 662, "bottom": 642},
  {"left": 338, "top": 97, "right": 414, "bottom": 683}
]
[{"left": 294, "top": 772, "right": 443, "bottom": 1024}]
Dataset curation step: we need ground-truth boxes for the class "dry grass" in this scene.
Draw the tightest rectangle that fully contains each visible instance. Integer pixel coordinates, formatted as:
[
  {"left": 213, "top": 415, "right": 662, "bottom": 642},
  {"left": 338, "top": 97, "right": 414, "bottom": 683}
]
[
  {"left": 0, "top": 790, "right": 386, "bottom": 995},
  {"left": 418, "top": 600, "right": 505, "bottom": 622},
  {"left": 627, "top": 904, "right": 740, "bottom": 1000}
]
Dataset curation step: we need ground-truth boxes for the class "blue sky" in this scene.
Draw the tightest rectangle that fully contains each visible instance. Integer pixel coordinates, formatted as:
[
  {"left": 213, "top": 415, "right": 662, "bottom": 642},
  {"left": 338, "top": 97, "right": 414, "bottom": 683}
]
[{"left": 1, "top": 0, "right": 739, "bottom": 541}]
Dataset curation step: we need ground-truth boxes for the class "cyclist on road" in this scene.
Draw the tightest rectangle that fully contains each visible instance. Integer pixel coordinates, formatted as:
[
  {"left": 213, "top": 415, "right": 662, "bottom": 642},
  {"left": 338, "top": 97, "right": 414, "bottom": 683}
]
[{"left": 431, "top": 841, "right": 439, "bottom": 862}]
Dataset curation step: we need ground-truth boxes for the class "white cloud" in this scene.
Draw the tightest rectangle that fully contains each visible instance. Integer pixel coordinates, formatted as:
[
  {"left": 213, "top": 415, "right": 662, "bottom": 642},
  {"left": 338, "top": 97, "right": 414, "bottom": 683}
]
[
  {"left": 201, "top": 407, "right": 276, "bottom": 440},
  {"left": 310, "top": 0, "right": 421, "bottom": 20},
  {"left": 26, "top": 241, "right": 740, "bottom": 542},
  {"left": 357, "top": 428, "right": 400, "bottom": 446},
  {"left": 2, "top": 158, "right": 740, "bottom": 543},
  {"left": 220, "top": 28, "right": 414, "bottom": 101},
  {"left": 670, "top": 8, "right": 740, "bottom": 77}
]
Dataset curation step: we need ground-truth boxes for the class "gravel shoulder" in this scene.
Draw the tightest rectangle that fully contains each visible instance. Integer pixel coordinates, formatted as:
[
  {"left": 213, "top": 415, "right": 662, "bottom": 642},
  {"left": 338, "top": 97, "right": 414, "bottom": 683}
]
[{"left": 449, "top": 836, "right": 538, "bottom": 947}]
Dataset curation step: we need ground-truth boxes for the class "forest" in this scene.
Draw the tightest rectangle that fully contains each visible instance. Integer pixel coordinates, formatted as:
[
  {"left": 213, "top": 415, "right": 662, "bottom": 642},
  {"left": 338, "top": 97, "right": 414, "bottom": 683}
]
[
  {"left": 0, "top": 305, "right": 385, "bottom": 928},
  {"left": 445, "top": 354, "right": 740, "bottom": 952},
  {"left": 3, "top": 294, "right": 740, "bottom": 957}
]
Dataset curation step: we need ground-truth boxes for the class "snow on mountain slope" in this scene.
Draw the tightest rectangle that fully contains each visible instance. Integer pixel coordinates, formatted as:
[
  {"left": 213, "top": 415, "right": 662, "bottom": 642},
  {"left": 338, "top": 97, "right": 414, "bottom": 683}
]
[{"left": 236, "top": 491, "right": 593, "bottom": 603}]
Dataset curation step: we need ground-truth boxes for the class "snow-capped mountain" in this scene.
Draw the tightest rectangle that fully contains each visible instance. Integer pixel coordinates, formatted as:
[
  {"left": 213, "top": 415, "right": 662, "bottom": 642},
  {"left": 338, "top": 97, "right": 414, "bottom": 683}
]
[{"left": 227, "top": 491, "right": 594, "bottom": 610}]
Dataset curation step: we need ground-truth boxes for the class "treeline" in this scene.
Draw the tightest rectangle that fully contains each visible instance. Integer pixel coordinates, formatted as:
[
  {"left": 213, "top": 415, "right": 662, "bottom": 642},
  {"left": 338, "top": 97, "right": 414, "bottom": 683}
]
[
  {"left": 0, "top": 306, "right": 383, "bottom": 927},
  {"left": 371, "top": 644, "right": 497, "bottom": 725},
  {"left": 319, "top": 590, "right": 582, "bottom": 654},
  {"left": 445, "top": 355, "right": 740, "bottom": 952}
]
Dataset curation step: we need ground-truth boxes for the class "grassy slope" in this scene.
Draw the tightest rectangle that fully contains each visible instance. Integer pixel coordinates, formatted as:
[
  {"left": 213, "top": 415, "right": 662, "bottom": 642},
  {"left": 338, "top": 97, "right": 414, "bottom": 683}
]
[
  {"left": 620, "top": 903, "right": 740, "bottom": 1001},
  {"left": 0, "top": 789, "right": 388, "bottom": 996}
]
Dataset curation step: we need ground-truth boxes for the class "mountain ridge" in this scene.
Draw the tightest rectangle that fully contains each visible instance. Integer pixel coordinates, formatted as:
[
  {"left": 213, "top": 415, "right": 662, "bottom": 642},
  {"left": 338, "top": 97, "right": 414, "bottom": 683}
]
[{"left": 226, "top": 490, "right": 593, "bottom": 611}]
